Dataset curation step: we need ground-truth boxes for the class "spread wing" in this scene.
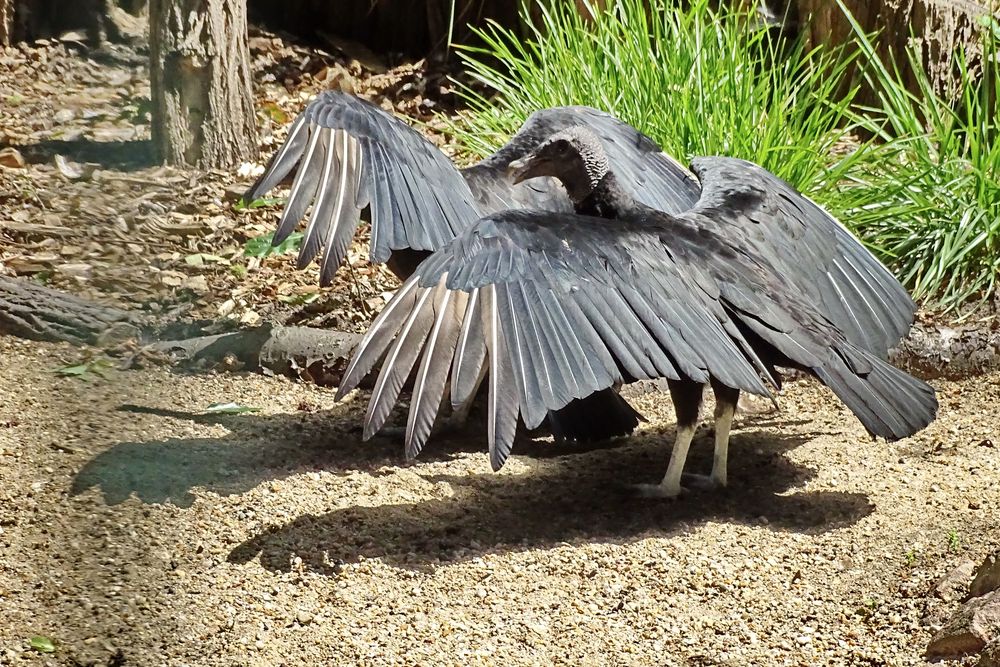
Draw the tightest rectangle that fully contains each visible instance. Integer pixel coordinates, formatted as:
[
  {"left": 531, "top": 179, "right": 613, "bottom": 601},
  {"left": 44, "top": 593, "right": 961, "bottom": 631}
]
[
  {"left": 687, "top": 156, "right": 916, "bottom": 357},
  {"left": 244, "top": 91, "right": 482, "bottom": 285},
  {"left": 669, "top": 167, "right": 936, "bottom": 443},
  {"left": 245, "top": 98, "right": 702, "bottom": 286},
  {"left": 335, "top": 210, "right": 774, "bottom": 470},
  {"left": 337, "top": 206, "right": 935, "bottom": 470}
]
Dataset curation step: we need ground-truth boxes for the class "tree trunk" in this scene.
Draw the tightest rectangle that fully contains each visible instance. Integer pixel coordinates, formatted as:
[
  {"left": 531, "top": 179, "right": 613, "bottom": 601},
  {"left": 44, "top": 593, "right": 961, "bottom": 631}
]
[
  {"left": 787, "top": 0, "right": 996, "bottom": 97},
  {"left": 149, "top": 0, "right": 258, "bottom": 169},
  {"left": 0, "top": 0, "right": 12, "bottom": 45}
]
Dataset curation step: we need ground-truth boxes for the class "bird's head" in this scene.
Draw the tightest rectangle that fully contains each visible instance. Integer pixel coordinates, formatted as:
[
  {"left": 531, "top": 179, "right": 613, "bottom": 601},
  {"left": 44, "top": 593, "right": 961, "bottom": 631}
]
[{"left": 507, "top": 126, "right": 610, "bottom": 203}]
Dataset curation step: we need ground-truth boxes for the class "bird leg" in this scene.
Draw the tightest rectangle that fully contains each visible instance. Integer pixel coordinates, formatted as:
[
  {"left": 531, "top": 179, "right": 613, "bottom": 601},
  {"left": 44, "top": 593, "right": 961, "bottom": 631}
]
[
  {"left": 433, "top": 373, "right": 484, "bottom": 436},
  {"left": 682, "top": 380, "right": 739, "bottom": 491},
  {"left": 710, "top": 381, "right": 739, "bottom": 488},
  {"left": 445, "top": 390, "right": 475, "bottom": 427},
  {"left": 634, "top": 378, "right": 703, "bottom": 499}
]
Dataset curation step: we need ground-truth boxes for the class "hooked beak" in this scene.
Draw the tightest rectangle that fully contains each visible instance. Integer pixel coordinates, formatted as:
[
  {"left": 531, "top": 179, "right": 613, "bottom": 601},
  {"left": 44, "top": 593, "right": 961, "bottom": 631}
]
[{"left": 507, "top": 155, "right": 544, "bottom": 184}]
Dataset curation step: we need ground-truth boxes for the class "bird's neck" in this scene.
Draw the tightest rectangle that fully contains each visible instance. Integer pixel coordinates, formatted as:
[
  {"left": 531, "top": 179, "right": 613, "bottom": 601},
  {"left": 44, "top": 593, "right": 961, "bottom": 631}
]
[{"left": 574, "top": 171, "right": 637, "bottom": 219}]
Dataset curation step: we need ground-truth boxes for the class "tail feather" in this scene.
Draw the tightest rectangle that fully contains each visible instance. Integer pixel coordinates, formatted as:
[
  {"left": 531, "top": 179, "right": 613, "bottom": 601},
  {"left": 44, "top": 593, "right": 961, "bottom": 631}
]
[{"left": 815, "top": 344, "right": 937, "bottom": 441}]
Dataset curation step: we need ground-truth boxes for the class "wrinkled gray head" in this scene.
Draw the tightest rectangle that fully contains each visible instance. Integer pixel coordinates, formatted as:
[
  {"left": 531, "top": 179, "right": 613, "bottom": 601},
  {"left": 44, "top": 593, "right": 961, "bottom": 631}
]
[{"left": 507, "top": 126, "right": 610, "bottom": 202}]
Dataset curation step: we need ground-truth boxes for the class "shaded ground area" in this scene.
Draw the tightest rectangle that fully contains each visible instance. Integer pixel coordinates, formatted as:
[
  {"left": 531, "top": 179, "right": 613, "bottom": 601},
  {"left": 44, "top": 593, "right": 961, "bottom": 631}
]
[{"left": 0, "top": 337, "right": 998, "bottom": 665}]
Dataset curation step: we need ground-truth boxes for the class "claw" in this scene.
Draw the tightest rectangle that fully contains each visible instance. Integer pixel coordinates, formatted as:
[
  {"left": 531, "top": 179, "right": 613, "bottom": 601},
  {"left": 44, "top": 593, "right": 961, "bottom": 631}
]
[
  {"left": 680, "top": 472, "right": 726, "bottom": 492},
  {"left": 630, "top": 482, "right": 687, "bottom": 499}
]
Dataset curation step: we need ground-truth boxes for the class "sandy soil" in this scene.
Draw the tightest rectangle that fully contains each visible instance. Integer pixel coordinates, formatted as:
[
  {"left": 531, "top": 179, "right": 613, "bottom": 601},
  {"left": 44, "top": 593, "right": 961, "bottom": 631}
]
[{"left": 0, "top": 335, "right": 997, "bottom": 666}]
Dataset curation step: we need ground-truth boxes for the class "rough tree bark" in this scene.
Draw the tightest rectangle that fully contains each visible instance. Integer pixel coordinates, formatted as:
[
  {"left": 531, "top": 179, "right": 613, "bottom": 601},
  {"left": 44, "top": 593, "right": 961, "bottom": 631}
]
[
  {"left": 0, "top": 276, "right": 142, "bottom": 345},
  {"left": 0, "top": 0, "right": 12, "bottom": 45},
  {"left": 149, "top": 0, "right": 258, "bottom": 168},
  {"left": 784, "top": 0, "right": 996, "bottom": 96}
]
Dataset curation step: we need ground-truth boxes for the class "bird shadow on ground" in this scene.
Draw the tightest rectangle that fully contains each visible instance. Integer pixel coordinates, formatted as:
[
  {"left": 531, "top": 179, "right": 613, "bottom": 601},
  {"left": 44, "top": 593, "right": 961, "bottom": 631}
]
[
  {"left": 228, "top": 426, "right": 875, "bottom": 573},
  {"left": 17, "top": 138, "right": 154, "bottom": 170},
  {"left": 69, "top": 401, "right": 512, "bottom": 507},
  {"left": 72, "top": 397, "right": 656, "bottom": 507}
]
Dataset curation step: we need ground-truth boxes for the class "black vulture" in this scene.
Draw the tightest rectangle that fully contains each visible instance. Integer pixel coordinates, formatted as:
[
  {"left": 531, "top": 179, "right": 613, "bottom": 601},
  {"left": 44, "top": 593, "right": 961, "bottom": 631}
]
[
  {"left": 249, "top": 92, "right": 915, "bottom": 359},
  {"left": 244, "top": 92, "right": 704, "bottom": 444},
  {"left": 243, "top": 90, "right": 699, "bottom": 284},
  {"left": 335, "top": 126, "right": 937, "bottom": 497}
]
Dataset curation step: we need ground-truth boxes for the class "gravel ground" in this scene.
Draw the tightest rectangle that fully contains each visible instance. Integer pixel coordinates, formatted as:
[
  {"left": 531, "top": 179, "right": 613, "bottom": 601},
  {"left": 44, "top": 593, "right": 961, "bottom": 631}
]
[{"left": 1, "top": 335, "right": 997, "bottom": 666}]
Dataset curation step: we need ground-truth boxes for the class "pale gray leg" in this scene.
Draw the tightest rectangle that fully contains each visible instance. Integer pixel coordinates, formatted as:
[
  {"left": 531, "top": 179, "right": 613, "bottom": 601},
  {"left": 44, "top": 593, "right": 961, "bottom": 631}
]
[
  {"left": 682, "top": 380, "right": 739, "bottom": 491},
  {"left": 710, "top": 383, "right": 739, "bottom": 488},
  {"left": 634, "top": 379, "right": 703, "bottom": 499},
  {"left": 448, "top": 390, "right": 475, "bottom": 425}
]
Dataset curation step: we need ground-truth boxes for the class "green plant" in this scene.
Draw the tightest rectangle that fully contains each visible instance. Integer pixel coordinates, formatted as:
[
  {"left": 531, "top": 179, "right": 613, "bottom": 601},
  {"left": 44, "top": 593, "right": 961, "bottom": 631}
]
[
  {"left": 54, "top": 358, "right": 114, "bottom": 381},
  {"left": 277, "top": 291, "right": 320, "bottom": 306},
  {"left": 234, "top": 196, "right": 284, "bottom": 212},
  {"left": 947, "top": 529, "right": 962, "bottom": 553},
  {"left": 450, "top": 0, "right": 869, "bottom": 204},
  {"left": 28, "top": 636, "right": 56, "bottom": 654},
  {"left": 243, "top": 231, "right": 303, "bottom": 258},
  {"left": 838, "top": 2, "right": 1000, "bottom": 310}
]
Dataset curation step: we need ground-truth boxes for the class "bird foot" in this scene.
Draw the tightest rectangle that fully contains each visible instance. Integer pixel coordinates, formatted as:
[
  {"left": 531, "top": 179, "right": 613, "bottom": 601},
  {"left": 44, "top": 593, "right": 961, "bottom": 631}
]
[
  {"left": 680, "top": 472, "right": 726, "bottom": 492},
  {"left": 629, "top": 483, "right": 687, "bottom": 500}
]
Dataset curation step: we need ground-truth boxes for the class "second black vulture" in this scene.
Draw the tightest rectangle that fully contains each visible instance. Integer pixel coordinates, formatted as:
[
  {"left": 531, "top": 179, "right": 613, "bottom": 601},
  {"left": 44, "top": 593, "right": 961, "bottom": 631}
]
[
  {"left": 244, "top": 91, "right": 702, "bottom": 443},
  {"left": 244, "top": 90, "right": 699, "bottom": 284},
  {"left": 335, "top": 127, "right": 938, "bottom": 496}
]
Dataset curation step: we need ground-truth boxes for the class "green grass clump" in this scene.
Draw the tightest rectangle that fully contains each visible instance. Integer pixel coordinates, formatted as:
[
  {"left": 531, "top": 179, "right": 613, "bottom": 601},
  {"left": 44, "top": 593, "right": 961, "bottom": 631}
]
[
  {"left": 451, "top": 0, "right": 867, "bottom": 210},
  {"left": 448, "top": 0, "right": 1000, "bottom": 310},
  {"left": 839, "top": 6, "right": 999, "bottom": 310}
]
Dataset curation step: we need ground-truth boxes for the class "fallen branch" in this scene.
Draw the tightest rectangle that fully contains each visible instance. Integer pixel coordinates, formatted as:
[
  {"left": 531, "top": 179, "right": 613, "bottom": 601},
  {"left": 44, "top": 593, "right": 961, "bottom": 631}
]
[
  {"left": 0, "top": 275, "right": 144, "bottom": 346},
  {"left": 891, "top": 319, "right": 1000, "bottom": 380},
  {"left": 148, "top": 323, "right": 360, "bottom": 385},
  {"left": 0, "top": 275, "right": 360, "bottom": 384}
]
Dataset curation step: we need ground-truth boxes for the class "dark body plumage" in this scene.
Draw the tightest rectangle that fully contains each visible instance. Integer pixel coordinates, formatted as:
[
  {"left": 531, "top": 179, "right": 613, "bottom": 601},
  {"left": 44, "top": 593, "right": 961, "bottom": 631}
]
[{"left": 337, "top": 128, "right": 937, "bottom": 494}]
